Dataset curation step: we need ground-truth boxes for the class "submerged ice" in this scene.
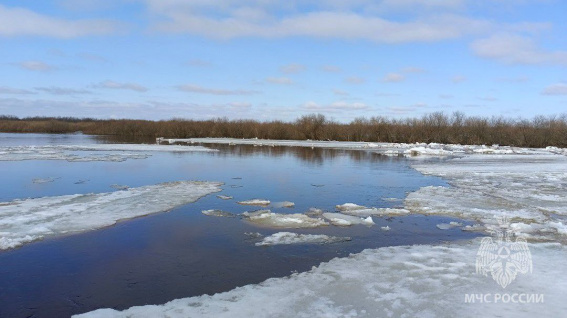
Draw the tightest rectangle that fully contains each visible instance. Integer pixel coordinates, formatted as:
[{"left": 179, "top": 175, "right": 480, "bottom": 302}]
[
  {"left": 0, "top": 181, "right": 222, "bottom": 249},
  {"left": 255, "top": 232, "right": 351, "bottom": 246}
]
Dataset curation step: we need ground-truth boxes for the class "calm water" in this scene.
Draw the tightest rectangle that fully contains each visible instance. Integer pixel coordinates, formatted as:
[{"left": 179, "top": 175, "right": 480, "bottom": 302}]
[{"left": 0, "top": 133, "right": 478, "bottom": 317}]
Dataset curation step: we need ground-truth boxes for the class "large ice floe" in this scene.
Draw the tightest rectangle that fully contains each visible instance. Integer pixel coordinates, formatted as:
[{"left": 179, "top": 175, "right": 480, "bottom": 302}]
[
  {"left": 0, "top": 181, "right": 222, "bottom": 249},
  {"left": 76, "top": 240, "right": 567, "bottom": 318},
  {"left": 407, "top": 153, "right": 567, "bottom": 242},
  {"left": 255, "top": 232, "right": 351, "bottom": 246},
  {"left": 0, "top": 144, "right": 216, "bottom": 162},
  {"left": 242, "top": 210, "right": 328, "bottom": 228}
]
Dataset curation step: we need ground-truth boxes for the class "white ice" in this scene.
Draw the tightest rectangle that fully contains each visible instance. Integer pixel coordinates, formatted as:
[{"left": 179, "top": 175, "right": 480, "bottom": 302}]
[
  {"left": 242, "top": 210, "right": 328, "bottom": 228},
  {"left": 407, "top": 153, "right": 567, "bottom": 242},
  {"left": 436, "top": 222, "right": 463, "bottom": 230},
  {"left": 201, "top": 209, "right": 235, "bottom": 218},
  {"left": 76, "top": 240, "right": 567, "bottom": 318},
  {"left": 322, "top": 213, "right": 374, "bottom": 226},
  {"left": 162, "top": 137, "right": 561, "bottom": 157},
  {"left": 0, "top": 144, "right": 216, "bottom": 162},
  {"left": 255, "top": 232, "right": 351, "bottom": 246},
  {"left": 272, "top": 201, "right": 295, "bottom": 208},
  {"left": 216, "top": 195, "right": 233, "bottom": 200},
  {"left": 339, "top": 206, "right": 410, "bottom": 217},
  {"left": 237, "top": 199, "right": 271, "bottom": 206},
  {"left": 74, "top": 140, "right": 567, "bottom": 317},
  {"left": 0, "top": 181, "right": 222, "bottom": 249}
]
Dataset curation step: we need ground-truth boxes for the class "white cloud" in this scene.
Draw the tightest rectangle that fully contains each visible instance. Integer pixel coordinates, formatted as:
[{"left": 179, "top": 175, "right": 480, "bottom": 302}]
[
  {"left": 452, "top": 75, "right": 467, "bottom": 83},
  {"left": 387, "top": 103, "right": 428, "bottom": 114},
  {"left": 177, "top": 84, "right": 258, "bottom": 95},
  {"left": 147, "top": 1, "right": 493, "bottom": 43},
  {"left": 542, "top": 83, "right": 567, "bottom": 95},
  {"left": 345, "top": 76, "right": 366, "bottom": 84},
  {"left": 94, "top": 80, "right": 148, "bottom": 92},
  {"left": 77, "top": 53, "right": 107, "bottom": 63},
  {"left": 17, "top": 61, "right": 55, "bottom": 72},
  {"left": 383, "top": 73, "right": 405, "bottom": 82},
  {"left": 185, "top": 59, "right": 212, "bottom": 67},
  {"left": 402, "top": 67, "right": 426, "bottom": 73},
  {"left": 0, "top": 87, "right": 35, "bottom": 95},
  {"left": 280, "top": 63, "right": 306, "bottom": 74},
  {"left": 266, "top": 77, "right": 294, "bottom": 85},
  {"left": 497, "top": 76, "right": 529, "bottom": 83},
  {"left": 321, "top": 65, "right": 341, "bottom": 72},
  {"left": 301, "top": 101, "right": 368, "bottom": 113},
  {"left": 471, "top": 33, "right": 567, "bottom": 65},
  {"left": 379, "top": 0, "right": 465, "bottom": 10},
  {"left": 332, "top": 89, "right": 349, "bottom": 96},
  {"left": 0, "top": 4, "right": 119, "bottom": 38},
  {"left": 35, "top": 87, "right": 92, "bottom": 95},
  {"left": 0, "top": 97, "right": 258, "bottom": 120}
]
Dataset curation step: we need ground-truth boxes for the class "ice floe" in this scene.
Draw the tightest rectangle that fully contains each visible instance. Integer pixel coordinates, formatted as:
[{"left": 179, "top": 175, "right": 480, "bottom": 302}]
[
  {"left": 237, "top": 199, "right": 271, "bottom": 206},
  {"left": 272, "top": 201, "right": 295, "bottom": 208},
  {"left": 322, "top": 213, "right": 374, "bottom": 226},
  {"left": 242, "top": 210, "right": 328, "bottom": 228},
  {"left": 436, "top": 222, "right": 463, "bottom": 230},
  {"left": 337, "top": 205, "right": 411, "bottom": 217},
  {"left": 408, "top": 153, "right": 567, "bottom": 242},
  {"left": 216, "top": 195, "right": 233, "bottom": 200},
  {"left": 380, "top": 226, "right": 391, "bottom": 231},
  {"left": 32, "top": 177, "right": 59, "bottom": 184},
  {"left": 255, "top": 232, "right": 351, "bottom": 246},
  {"left": 202, "top": 210, "right": 235, "bottom": 218},
  {"left": 110, "top": 184, "right": 129, "bottom": 190},
  {"left": 0, "top": 144, "right": 216, "bottom": 162},
  {"left": 0, "top": 181, "right": 222, "bottom": 250},
  {"left": 76, "top": 240, "right": 567, "bottom": 318}
]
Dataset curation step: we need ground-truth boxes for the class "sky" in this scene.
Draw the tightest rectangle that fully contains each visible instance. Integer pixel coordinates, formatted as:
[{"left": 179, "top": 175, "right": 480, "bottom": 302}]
[{"left": 0, "top": 0, "right": 566, "bottom": 122}]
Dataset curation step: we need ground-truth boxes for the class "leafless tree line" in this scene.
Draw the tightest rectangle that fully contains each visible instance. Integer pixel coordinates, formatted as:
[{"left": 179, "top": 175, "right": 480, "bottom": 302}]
[{"left": 1, "top": 112, "right": 566, "bottom": 147}]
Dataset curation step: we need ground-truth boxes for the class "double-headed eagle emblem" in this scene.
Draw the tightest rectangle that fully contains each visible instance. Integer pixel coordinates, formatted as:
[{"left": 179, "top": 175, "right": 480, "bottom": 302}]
[{"left": 475, "top": 218, "right": 532, "bottom": 288}]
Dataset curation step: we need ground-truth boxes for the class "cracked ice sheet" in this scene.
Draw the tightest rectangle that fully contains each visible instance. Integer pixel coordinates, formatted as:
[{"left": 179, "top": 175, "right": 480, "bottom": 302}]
[
  {"left": 75, "top": 240, "right": 567, "bottom": 318},
  {"left": 0, "top": 144, "right": 217, "bottom": 162},
  {"left": 407, "top": 153, "right": 567, "bottom": 242},
  {"left": 0, "top": 181, "right": 222, "bottom": 250}
]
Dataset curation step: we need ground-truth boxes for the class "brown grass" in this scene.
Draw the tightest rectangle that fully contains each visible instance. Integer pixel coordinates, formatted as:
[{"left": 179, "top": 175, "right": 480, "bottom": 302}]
[{"left": 1, "top": 112, "right": 566, "bottom": 148}]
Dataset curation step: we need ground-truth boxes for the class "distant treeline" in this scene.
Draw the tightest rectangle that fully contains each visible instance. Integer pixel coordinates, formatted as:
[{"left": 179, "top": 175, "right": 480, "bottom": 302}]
[{"left": 1, "top": 112, "right": 566, "bottom": 148}]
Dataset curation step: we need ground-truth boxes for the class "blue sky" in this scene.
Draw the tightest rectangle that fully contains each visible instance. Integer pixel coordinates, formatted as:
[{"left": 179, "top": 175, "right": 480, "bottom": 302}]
[{"left": 0, "top": 0, "right": 566, "bottom": 122}]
